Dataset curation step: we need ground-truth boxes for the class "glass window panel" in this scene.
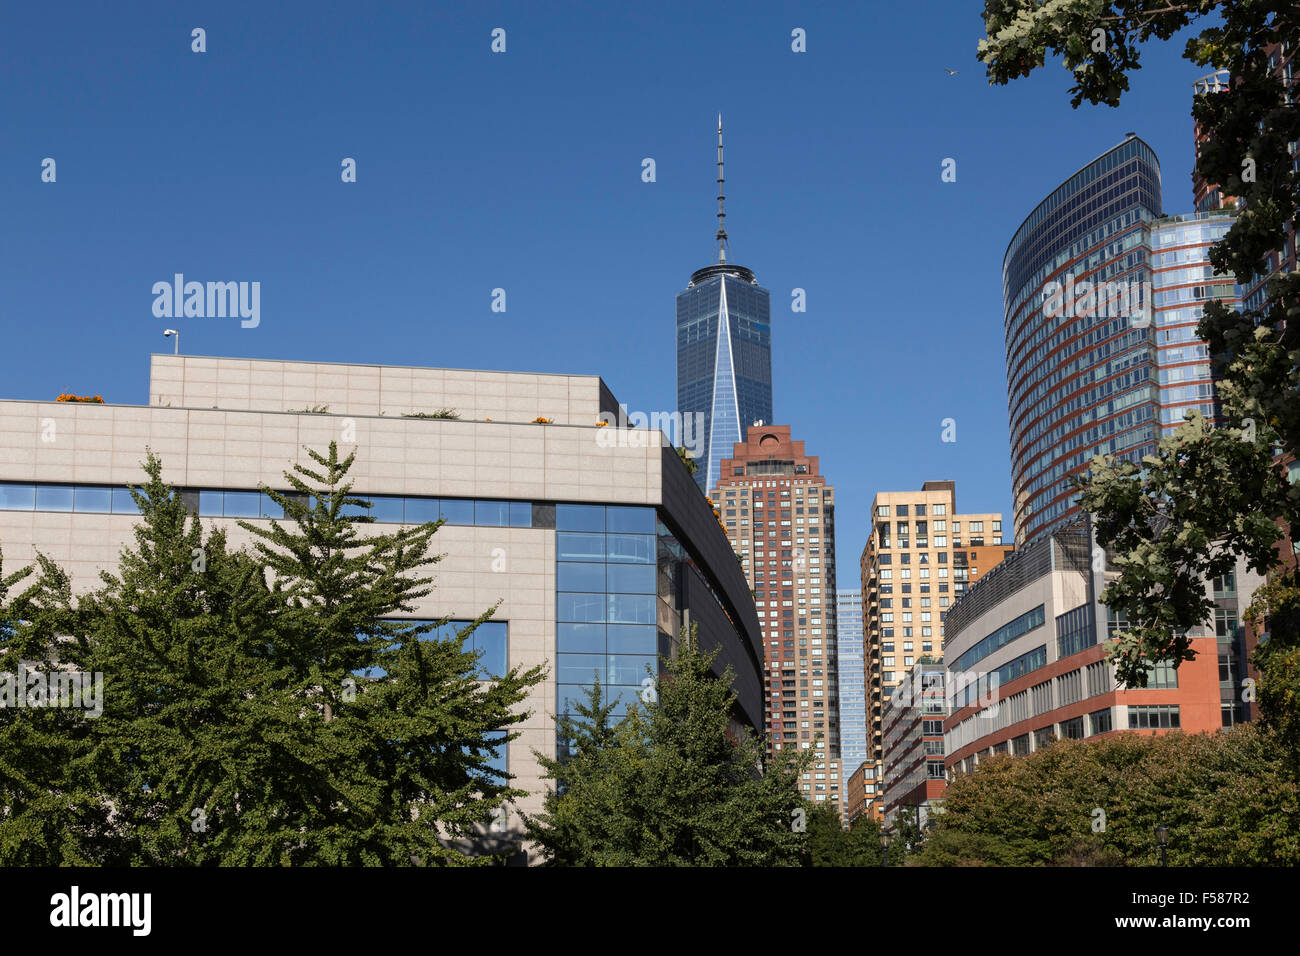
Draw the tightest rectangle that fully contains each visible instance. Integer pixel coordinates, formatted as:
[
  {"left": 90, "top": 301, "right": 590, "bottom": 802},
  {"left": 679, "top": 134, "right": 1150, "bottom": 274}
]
[
  {"left": 35, "top": 486, "right": 74, "bottom": 512},
  {"left": 478, "top": 731, "right": 507, "bottom": 778},
  {"left": 558, "top": 593, "right": 606, "bottom": 623},
  {"left": 557, "top": 532, "right": 604, "bottom": 562},
  {"left": 509, "top": 501, "right": 532, "bottom": 527},
  {"left": 439, "top": 499, "right": 475, "bottom": 524},
  {"left": 604, "top": 505, "right": 655, "bottom": 533},
  {"left": 605, "top": 684, "right": 643, "bottom": 710},
  {"left": 0, "top": 484, "right": 35, "bottom": 511},
  {"left": 73, "top": 486, "right": 112, "bottom": 513},
  {"left": 557, "top": 684, "right": 593, "bottom": 715},
  {"left": 260, "top": 493, "right": 284, "bottom": 519},
  {"left": 223, "top": 492, "right": 260, "bottom": 518},
  {"left": 472, "top": 622, "right": 508, "bottom": 677},
  {"left": 606, "top": 563, "right": 656, "bottom": 594},
  {"left": 340, "top": 500, "right": 367, "bottom": 518},
  {"left": 402, "top": 497, "right": 440, "bottom": 524},
  {"left": 605, "top": 533, "right": 655, "bottom": 564},
  {"left": 607, "top": 625, "right": 657, "bottom": 655},
  {"left": 557, "top": 562, "right": 605, "bottom": 593},
  {"left": 366, "top": 497, "right": 404, "bottom": 523},
  {"left": 607, "top": 654, "right": 657, "bottom": 685},
  {"left": 475, "top": 500, "right": 510, "bottom": 527},
  {"left": 557, "top": 622, "right": 605, "bottom": 653},
  {"left": 112, "top": 488, "right": 141, "bottom": 515},
  {"left": 608, "top": 593, "right": 656, "bottom": 625},
  {"left": 556, "top": 504, "right": 604, "bottom": 532},
  {"left": 556, "top": 653, "right": 607, "bottom": 684}
]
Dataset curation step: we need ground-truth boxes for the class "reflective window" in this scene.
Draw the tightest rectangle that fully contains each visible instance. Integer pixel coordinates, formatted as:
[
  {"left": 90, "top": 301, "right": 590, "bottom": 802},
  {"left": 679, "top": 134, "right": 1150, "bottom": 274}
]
[
  {"left": 35, "top": 486, "right": 74, "bottom": 512},
  {"left": 74, "top": 487, "right": 112, "bottom": 513},
  {"left": 475, "top": 500, "right": 510, "bottom": 527},
  {"left": 223, "top": 491, "right": 261, "bottom": 518},
  {"left": 557, "top": 562, "right": 605, "bottom": 592},
  {"left": 556, "top": 504, "right": 605, "bottom": 533},
  {"left": 0, "top": 484, "right": 36, "bottom": 511},
  {"left": 369, "top": 497, "right": 405, "bottom": 523},
  {"left": 403, "top": 498, "right": 440, "bottom": 524},
  {"left": 438, "top": 499, "right": 475, "bottom": 524}
]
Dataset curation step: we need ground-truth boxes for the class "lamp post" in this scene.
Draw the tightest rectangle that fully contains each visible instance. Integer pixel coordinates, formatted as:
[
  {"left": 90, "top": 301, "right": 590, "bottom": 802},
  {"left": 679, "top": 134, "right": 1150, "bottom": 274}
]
[
  {"left": 880, "top": 828, "right": 891, "bottom": 867},
  {"left": 163, "top": 329, "right": 179, "bottom": 355},
  {"left": 1155, "top": 825, "right": 1169, "bottom": 867}
]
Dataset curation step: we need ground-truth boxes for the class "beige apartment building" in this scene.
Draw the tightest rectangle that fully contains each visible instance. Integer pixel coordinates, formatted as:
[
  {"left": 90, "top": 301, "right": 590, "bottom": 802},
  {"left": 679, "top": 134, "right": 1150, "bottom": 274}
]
[{"left": 857, "top": 480, "right": 1011, "bottom": 815}]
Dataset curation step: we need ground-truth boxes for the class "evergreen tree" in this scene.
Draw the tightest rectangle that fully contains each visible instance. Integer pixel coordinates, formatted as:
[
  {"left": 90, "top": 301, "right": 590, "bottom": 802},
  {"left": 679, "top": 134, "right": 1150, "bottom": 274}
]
[
  {"left": 526, "top": 626, "right": 812, "bottom": 866},
  {"left": 226, "top": 441, "right": 545, "bottom": 864},
  {"left": 3, "top": 444, "right": 544, "bottom": 865}
]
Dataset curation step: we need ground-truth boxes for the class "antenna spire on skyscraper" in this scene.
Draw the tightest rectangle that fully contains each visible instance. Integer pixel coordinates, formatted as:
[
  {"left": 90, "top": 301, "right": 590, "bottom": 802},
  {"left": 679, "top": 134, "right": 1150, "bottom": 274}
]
[{"left": 716, "top": 113, "right": 728, "bottom": 263}]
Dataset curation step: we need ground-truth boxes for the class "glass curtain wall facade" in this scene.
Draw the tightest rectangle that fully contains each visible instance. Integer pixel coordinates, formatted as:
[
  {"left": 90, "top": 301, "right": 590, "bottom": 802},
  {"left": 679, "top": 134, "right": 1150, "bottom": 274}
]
[
  {"left": 1150, "top": 214, "right": 1239, "bottom": 430},
  {"left": 555, "top": 504, "right": 661, "bottom": 722},
  {"left": 1002, "top": 137, "right": 1163, "bottom": 542},
  {"left": 836, "top": 589, "right": 868, "bottom": 777},
  {"left": 676, "top": 265, "right": 773, "bottom": 495}
]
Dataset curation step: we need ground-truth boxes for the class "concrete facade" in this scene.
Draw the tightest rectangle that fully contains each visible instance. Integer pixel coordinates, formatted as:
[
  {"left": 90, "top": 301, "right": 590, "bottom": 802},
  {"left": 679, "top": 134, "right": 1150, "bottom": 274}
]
[{"left": 0, "top": 355, "right": 763, "bottom": 856}]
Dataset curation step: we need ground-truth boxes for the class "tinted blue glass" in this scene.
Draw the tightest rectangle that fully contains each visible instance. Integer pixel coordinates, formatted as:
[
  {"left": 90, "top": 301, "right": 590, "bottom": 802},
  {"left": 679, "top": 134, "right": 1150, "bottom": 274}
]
[
  {"left": 558, "top": 593, "right": 606, "bottom": 623},
  {"left": 35, "top": 486, "right": 74, "bottom": 512},
  {"left": 608, "top": 593, "right": 656, "bottom": 624},
  {"left": 605, "top": 534, "right": 655, "bottom": 564},
  {"left": 556, "top": 504, "right": 604, "bottom": 532},
  {"left": 111, "top": 488, "right": 141, "bottom": 514},
  {"left": 0, "top": 484, "right": 35, "bottom": 511},
  {"left": 260, "top": 494, "right": 284, "bottom": 519},
  {"left": 606, "top": 563, "right": 656, "bottom": 594},
  {"left": 557, "top": 684, "right": 593, "bottom": 714},
  {"left": 369, "top": 497, "right": 405, "bottom": 523},
  {"left": 475, "top": 500, "right": 509, "bottom": 526},
  {"left": 509, "top": 501, "right": 532, "bottom": 527},
  {"left": 605, "top": 684, "right": 643, "bottom": 710},
  {"left": 340, "top": 500, "right": 367, "bottom": 518},
  {"left": 223, "top": 491, "right": 260, "bottom": 518},
  {"left": 557, "top": 562, "right": 605, "bottom": 592},
  {"left": 440, "top": 499, "right": 475, "bottom": 524},
  {"left": 607, "top": 625, "right": 657, "bottom": 655},
  {"left": 557, "top": 532, "right": 604, "bottom": 561},
  {"left": 479, "top": 730, "right": 507, "bottom": 778},
  {"left": 557, "top": 623, "right": 605, "bottom": 653},
  {"left": 607, "top": 654, "right": 657, "bottom": 684},
  {"left": 473, "top": 622, "right": 508, "bottom": 677},
  {"left": 403, "top": 498, "right": 440, "bottom": 523},
  {"left": 604, "top": 506, "right": 655, "bottom": 533},
  {"left": 73, "top": 487, "right": 112, "bottom": 513},
  {"left": 557, "top": 653, "right": 606, "bottom": 684}
]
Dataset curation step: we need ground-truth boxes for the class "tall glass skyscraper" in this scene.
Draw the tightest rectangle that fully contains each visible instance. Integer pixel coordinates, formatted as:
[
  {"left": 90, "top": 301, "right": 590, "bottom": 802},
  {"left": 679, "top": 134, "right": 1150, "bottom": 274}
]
[
  {"left": 1002, "top": 135, "right": 1241, "bottom": 542},
  {"left": 677, "top": 118, "right": 773, "bottom": 494},
  {"left": 836, "top": 589, "right": 868, "bottom": 779},
  {"left": 1002, "top": 136, "right": 1163, "bottom": 542}
]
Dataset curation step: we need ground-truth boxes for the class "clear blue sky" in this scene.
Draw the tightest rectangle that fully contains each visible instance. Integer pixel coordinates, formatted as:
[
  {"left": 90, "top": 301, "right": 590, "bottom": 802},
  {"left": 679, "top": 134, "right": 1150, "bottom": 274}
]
[{"left": 1, "top": 1, "right": 1210, "bottom": 590}]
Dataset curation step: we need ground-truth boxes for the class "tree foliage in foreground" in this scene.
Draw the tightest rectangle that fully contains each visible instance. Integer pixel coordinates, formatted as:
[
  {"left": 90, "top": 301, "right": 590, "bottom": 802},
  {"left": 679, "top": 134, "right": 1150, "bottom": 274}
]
[
  {"left": 525, "top": 628, "right": 813, "bottom": 866},
  {"left": 980, "top": 2, "right": 1300, "bottom": 741},
  {"left": 908, "top": 728, "right": 1300, "bottom": 866},
  {"left": 0, "top": 444, "right": 542, "bottom": 865}
]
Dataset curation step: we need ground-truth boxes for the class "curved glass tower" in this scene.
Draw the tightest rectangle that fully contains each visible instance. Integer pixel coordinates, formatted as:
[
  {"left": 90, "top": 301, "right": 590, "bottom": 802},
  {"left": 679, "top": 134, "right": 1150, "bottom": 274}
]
[
  {"left": 676, "top": 117, "right": 773, "bottom": 494},
  {"left": 1002, "top": 136, "right": 1163, "bottom": 542}
]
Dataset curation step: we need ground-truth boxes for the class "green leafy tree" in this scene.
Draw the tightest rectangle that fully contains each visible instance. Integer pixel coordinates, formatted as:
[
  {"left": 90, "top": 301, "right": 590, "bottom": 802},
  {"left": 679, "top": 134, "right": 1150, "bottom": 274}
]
[
  {"left": 0, "top": 549, "right": 114, "bottom": 865},
  {"left": 805, "top": 802, "right": 883, "bottom": 866},
  {"left": 1, "top": 445, "right": 544, "bottom": 865},
  {"left": 979, "top": 2, "right": 1300, "bottom": 732},
  {"left": 228, "top": 441, "right": 545, "bottom": 864},
  {"left": 526, "top": 626, "right": 813, "bottom": 865},
  {"left": 910, "top": 728, "right": 1300, "bottom": 866}
]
